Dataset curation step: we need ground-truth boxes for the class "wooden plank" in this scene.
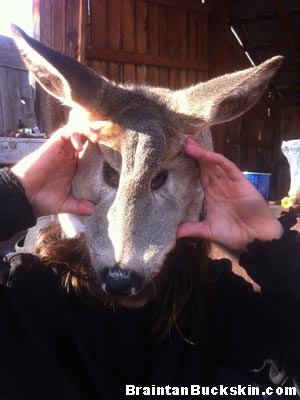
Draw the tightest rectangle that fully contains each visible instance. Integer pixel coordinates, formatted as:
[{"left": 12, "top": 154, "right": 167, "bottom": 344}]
[
  {"left": 149, "top": 66, "right": 159, "bottom": 86},
  {"left": 187, "top": 69, "right": 197, "bottom": 85},
  {"left": 0, "top": 138, "right": 47, "bottom": 164},
  {"left": 65, "top": 0, "right": 83, "bottom": 59},
  {"left": 209, "top": 0, "right": 229, "bottom": 77},
  {"left": 92, "top": 60, "right": 107, "bottom": 76},
  {"left": 122, "top": 0, "right": 135, "bottom": 52},
  {"left": 136, "top": 1, "right": 148, "bottom": 54},
  {"left": 148, "top": 2, "right": 159, "bottom": 56},
  {"left": 186, "top": 69, "right": 194, "bottom": 86},
  {"left": 80, "top": 0, "right": 88, "bottom": 63},
  {"left": 17, "top": 70, "right": 37, "bottom": 128},
  {"left": 159, "top": 5, "right": 168, "bottom": 57},
  {"left": 168, "top": 7, "right": 187, "bottom": 59},
  {"left": 146, "top": 0, "right": 214, "bottom": 13},
  {"left": 47, "top": 0, "right": 68, "bottom": 132},
  {"left": 0, "top": 89, "right": 4, "bottom": 135},
  {"left": 51, "top": 0, "right": 65, "bottom": 51},
  {"left": 136, "top": 65, "right": 148, "bottom": 84},
  {"left": 147, "top": 3, "right": 160, "bottom": 86},
  {"left": 195, "top": 13, "right": 208, "bottom": 62},
  {"left": 90, "top": 0, "right": 107, "bottom": 49},
  {"left": 187, "top": 11, "right": 197, "bottom": 60},
  {"left": 196, "top": 70, "right": 208, "bottom": 83},
  {"left": 37, "top": 0, "right": 89, "bottom": 133},
  {"left": 123, "top": 64, "right": 136, "bottom": 83},
  {"left": 169, "top": 68, "right": 181, "bottom": 89},
  {"left": 34, "top": 0, "right": 87, "bottom": 133},
  {"left": 0, "top": 36, "right": 26, "bottom": 71},
  {"left": 180, "top": 69, "right": 187, "bottom": 88},
  {"left": 107, "top": 0, "right": 122, "bottom": 51},
  {"left": 0, "top": 68, "right": 36, "bottom": 133},
  {"left": 87, "top": 47, "right": 210, "bottom": 70},
  {"left": 39, "top": 0, "right": 51, "bottom": 45},
  {"left": 107, "top": 62, "right": 122, "bottom": 83},
  {"left": 122, "top": 0, "right": 136, "bottom": 82},
  {"left": 159, "top": 67, "right": 169, "bottom": 87},
  {"left": 37, "top": 0, "right": 53, "bottom": 134},
  {"left": 0, "top": 69, "right": 12, "bottom": 133},
  {"left": 33, "top": 0, "right": 41, "bottom": 39}
]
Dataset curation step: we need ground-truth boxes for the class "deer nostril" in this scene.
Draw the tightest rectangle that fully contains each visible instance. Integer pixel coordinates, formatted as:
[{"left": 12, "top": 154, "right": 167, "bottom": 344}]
[{"left": 103, "top": 265, "right": 136, "bottom": 295}]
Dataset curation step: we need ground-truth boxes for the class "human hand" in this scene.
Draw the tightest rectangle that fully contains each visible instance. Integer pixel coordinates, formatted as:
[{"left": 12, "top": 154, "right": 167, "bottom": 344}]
[
  {"left": 177, "top": 138, "right": 283, "bottom": 251},
  {"left": 11, "top": 125, "right": 103, "bottom": 216}
]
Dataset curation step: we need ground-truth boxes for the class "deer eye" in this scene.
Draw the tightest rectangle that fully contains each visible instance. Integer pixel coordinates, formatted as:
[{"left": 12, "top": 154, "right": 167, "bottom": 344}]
[
  {"left": 103, "top": 161, "right": 119, "bottom": 189},
  {"left": 151, "top": 170, "right": 168, "bottom": 191}
]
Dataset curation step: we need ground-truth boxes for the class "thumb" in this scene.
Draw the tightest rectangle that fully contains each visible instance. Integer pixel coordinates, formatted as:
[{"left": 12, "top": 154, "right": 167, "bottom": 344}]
[
  {"left": 176, "top": 221, "right": 211, "bottom": 240},
  {"left": 61, "top": 197, "right": 95, "bottom": 215}
]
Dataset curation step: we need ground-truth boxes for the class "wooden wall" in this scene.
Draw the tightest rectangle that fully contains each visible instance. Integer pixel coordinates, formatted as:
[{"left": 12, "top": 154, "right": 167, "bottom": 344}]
[
  {"left": 86, "top": 0, "right": 212, "bottom": 88},
  {"left": 207, "top": 5, "right": 279, "bottom": 173},
  {"left": 33, "top": 0, "right": 85, "bottom": 133},
  {"left": 34, "top": 0, "right": 280, "bottom": 179},
  {"left": 0, "top": 36, "right": 36, "bottom": 135}
]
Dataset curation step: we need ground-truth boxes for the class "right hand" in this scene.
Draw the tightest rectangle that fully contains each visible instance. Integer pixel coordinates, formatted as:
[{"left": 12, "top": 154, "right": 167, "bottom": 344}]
[{"left": 177, "top": 138, "right": 283, "bottom": 251}]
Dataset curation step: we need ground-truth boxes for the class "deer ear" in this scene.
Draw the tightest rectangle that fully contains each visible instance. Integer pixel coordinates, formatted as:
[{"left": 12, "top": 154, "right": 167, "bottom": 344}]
[
  {"left": 11, "top": 24, "right": 109, "bottom": 111},
  {"left": 170, "top": 56, "right": 283, "bottom": 130}
]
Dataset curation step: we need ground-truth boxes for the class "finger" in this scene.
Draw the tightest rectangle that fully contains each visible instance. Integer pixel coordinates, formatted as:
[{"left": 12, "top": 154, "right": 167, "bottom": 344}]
[
  {"left": 184, "top": 146, "right": 225, "bottom": 188},
  {"left": 176, "top": 221, "right": 211, "bottom": 241},
  {"left": 61, "top": 197, "right": 95, "bottom": 215},
  {"left": 201, "top": 163, "right": 227, "bottom": 185},
  {"left": 185, "top": 141, "right": 242, "bottom": 182},
  {"left": 70, "top": 131, "right": 84, "bottom": 151}
]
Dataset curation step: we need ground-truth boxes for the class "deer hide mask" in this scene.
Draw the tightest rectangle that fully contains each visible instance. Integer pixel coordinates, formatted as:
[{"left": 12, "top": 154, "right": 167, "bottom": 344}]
[{"left": 12, "top": 25, "right": 283, "bottom": 301}]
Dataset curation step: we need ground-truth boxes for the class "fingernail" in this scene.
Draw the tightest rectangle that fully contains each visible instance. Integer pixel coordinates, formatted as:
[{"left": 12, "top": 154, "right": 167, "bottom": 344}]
[{"left": 88, "top": 132, "right": 100, "bottom": 143}]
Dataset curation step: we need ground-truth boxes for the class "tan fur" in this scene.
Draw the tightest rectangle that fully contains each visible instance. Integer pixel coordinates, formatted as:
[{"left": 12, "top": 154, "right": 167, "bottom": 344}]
[{"left": 12, "top": 25, "right": 283, "bottom": 298}]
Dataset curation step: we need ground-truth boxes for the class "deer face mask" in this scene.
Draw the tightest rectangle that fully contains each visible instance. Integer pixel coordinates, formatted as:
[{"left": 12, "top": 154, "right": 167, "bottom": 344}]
[{"left": 12, "top": 25, "right": 282, "bottom": 299}]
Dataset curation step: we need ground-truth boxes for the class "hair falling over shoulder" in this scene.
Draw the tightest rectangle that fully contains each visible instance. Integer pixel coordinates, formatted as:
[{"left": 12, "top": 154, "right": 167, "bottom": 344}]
[
  {"left": 35, "top": 221, "right": 107, "bottom": 304},
  {"left": 35, "top": 222, "right": 213, "bottom": 343}
]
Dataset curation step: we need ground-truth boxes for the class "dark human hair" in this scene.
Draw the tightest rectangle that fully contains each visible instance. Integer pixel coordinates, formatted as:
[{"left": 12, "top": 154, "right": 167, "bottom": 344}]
[{"left": 35, "top": 222, "right": 212, "bottom": 343}]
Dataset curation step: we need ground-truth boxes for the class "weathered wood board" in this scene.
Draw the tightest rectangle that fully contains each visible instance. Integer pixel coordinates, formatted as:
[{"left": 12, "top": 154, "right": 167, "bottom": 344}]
[
  {"left": 0, "top": 137, "right": 46, "bottom": 164},
  {"left": 0, "top": 35, "right": 36, "bottom": 134}
]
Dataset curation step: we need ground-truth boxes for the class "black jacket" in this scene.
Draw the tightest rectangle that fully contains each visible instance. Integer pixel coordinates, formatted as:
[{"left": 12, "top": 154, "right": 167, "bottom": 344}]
[{"left": 0, "top": 167, "right": 300, "bottom": 400}]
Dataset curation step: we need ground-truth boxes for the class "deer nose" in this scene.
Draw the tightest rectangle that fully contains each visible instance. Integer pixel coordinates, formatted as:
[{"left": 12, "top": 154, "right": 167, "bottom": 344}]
[{"left": 103, "top": 265, "right": 136, "bottom": 295}]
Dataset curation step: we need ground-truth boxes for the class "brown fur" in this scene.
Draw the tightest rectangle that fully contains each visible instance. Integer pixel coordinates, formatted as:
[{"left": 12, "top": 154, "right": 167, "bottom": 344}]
[{"left": 12, "top": 26, "right": 282, "bottom": 339}]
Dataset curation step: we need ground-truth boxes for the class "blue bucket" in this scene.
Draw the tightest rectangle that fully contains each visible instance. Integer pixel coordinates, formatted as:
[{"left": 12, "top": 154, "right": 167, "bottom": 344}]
[{"left": 242, "top": 172, "right": 271, "bottom": 200}]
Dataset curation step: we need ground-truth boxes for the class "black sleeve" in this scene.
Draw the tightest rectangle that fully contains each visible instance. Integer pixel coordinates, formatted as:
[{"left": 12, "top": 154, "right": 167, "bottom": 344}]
[
  {"left": 0, "top": 168, "right": 36, "bottom": 241},
  {"left": 217, "top": 224, "right": 300, "bottom": 394}
]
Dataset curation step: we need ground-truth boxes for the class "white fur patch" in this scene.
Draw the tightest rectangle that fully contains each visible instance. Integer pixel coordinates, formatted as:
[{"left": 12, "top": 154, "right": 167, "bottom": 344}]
[{"left": 58, "top": 213, "right": 85, "bottom": 238}]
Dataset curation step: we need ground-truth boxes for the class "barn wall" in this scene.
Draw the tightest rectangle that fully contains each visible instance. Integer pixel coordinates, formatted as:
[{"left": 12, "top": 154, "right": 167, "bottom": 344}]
[
  {"left": 35, "top": 0, "right": 280, "bottom": 180},
  {"left": 86, "top": 0, "right": 211, "bottom": 88},
  {"left": 33, "top": 0, "right": 85, "bottom": 133},
  {"left": 0, "top": 35, "right": 36, "bottom": 135},
  {"left": 206, "top": 2, "right": 279, "bottom": 173}
]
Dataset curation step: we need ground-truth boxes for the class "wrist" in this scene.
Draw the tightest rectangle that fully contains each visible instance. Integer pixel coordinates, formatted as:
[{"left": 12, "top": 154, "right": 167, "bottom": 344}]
[
  {"left": 11, "top": 162, "right": 36, "bottom": 201},
  {"left": 0, "top": 168, "right": 36, "bottom": 239},
  {"left": 248, "top": 219, "right": 284, "bottom": 247}
]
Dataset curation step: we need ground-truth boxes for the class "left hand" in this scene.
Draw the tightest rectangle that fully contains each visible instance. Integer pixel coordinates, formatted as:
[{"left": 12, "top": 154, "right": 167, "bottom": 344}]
[
  {"left": 177, "top": 138, "right": 283, "bottom": 251},
  {"left": 11, "top": 126, "right": 101, "bottom": 217}
]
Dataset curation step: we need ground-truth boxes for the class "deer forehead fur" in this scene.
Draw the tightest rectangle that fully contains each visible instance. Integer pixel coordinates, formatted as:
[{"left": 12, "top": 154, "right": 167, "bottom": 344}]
[{"left": 12, "top": 25, "right": 283, "bottom": 294}]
